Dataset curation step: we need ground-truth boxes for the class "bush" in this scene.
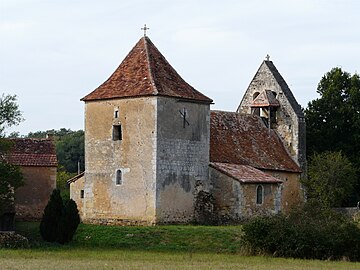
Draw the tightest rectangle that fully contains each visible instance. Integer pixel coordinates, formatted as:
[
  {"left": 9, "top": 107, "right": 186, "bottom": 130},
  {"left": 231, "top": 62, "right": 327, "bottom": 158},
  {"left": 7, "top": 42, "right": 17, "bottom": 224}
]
[
  {"left": 40, "top": 189, "right": 80, "bottom": 244},
  {"left": 59, "top": 199, "right": 80, "bottom": 244},
  {"left": 40, "top": 189, "right": 63, "bottom": 242},
  {"left": 242, "top": 201, "right": 360, "bottom": 261}
]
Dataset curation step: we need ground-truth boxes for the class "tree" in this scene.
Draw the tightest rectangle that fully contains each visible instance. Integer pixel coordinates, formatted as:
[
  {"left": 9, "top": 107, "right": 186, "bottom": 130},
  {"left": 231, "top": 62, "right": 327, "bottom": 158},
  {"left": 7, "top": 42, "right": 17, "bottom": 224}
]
[
  {"left": 27, "top": 129, "right": 85, "bottom": 173},
  {"left": 305, "top": 68, "right": 360, "bottom": 205},
  {"left": 302, "top": 151, "right": 356, "bottom": 207},
  {"left": 0, "top": 94, "right": 23, "bottom": 137},
  {"left": 0, "top": 94, "right": 23, "bottom": 218},
  {"left": 56, "top": 167, "right": 76, "bottom": 201},
  {"left": 40, "top": 189, "right": 80, "bottom": 244},
  {"left": 40, "top": 189, "right": 63, "bottom": 242},
  {"left": 56, "top": 130, "right": 84, "bottom": 173},
  {"left": 60, "top": 199, "right": 80, "bottom": 244}
]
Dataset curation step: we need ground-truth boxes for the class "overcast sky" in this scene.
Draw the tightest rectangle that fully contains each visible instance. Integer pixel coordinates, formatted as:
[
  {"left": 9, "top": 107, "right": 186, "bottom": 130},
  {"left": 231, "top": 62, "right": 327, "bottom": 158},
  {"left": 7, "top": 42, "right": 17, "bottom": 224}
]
[{"left": 1, "top": 0, "right": 359, "bottom": 135}]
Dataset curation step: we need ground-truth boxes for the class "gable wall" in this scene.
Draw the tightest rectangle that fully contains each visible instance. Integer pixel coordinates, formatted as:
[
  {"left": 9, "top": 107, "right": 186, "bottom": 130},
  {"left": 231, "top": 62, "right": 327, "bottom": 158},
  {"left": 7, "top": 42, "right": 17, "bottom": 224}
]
[
  {"left": 82, "top": 97, "right": 157, "bottom": 225},
  {"left": 237, "top": 63, "right": 306, "bottom": 169},
  {"left": 69, "top": 176, "right": 85, "bottom": 217},
  {"left": 156, "top": 97, "right": 210, "bottom": 223},
  {"left": 15, "top": 166, "right": 56, "bottom": 220}
]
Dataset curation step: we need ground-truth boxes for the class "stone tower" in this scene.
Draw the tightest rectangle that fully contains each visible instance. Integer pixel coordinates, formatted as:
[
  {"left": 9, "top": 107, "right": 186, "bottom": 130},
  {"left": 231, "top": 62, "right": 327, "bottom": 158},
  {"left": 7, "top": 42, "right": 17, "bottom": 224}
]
[
  {"left": 80, "top": 37, "right": 212, "bottom": 225},
  {"left": 237, "top": 60, "right": 306, "bottom": 171}
]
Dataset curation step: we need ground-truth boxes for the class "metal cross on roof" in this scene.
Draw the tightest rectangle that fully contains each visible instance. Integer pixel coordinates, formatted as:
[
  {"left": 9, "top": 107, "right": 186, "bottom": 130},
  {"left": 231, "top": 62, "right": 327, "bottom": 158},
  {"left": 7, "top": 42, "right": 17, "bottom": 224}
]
[
  {"left": 266, "top": 54, "right": 270, "bottom": 61},
  {"left": 141, "top": 24, "right": 149, "bottom": 36}
]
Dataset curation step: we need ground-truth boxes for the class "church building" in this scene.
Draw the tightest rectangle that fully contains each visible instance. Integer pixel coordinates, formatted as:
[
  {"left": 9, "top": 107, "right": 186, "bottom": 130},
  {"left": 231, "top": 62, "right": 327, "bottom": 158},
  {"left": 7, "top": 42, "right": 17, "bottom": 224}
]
[{"left": 69, "top": 36, "right": 305, "bottom": 225}]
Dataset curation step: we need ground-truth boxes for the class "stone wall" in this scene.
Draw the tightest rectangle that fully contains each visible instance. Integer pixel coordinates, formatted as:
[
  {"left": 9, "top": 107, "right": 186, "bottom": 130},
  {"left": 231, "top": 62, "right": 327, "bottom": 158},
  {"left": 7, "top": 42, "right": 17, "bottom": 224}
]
[
  {"left": 263, "top": 170, "right": 303, "bottom": 213},
  {"left": 210, "top": 167, "right": 282, "bottom": 221},
  {"left": 156, "top": 97, "right": 210, "bottom": 223},
  {"left": 69, "top": 175, "right": 85, "bottom": 217},
  {"left": 15, "top": 166, "right": 56, "bottom": 220},
  {"left": 82, "top": 97, "right": 157, "bottom": 225},
  {"left": 237, "top": 62, "right": 306, "bottom": 171}
]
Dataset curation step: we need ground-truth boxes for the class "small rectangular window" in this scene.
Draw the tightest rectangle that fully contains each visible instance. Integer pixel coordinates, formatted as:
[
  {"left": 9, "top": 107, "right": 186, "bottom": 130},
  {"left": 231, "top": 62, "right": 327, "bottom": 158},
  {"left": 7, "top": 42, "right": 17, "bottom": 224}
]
[
  {"left": 113, "top": 125, "right": 122, "bottom": 140},
  {"left": 80, "top": 190, "right": 84, "bottom": 198},
  {"left": 116, "top": 169, "right": 122, "bottom": 185}
]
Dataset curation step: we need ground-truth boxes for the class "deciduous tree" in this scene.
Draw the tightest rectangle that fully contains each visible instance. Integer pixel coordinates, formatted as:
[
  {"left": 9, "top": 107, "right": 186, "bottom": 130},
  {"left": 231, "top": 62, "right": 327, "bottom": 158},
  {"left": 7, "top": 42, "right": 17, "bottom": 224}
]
[
  {"left": 302, "top": 151, "right": 356, "bottom": 207},
  {"left": 0, "top": 94, "right": 23, "bottom": 137},
  {"left": 0, "top": 94, "right": 23, "bottom": 216},
  {"left": 305, "top": 68, "right": 360, "bottom": 205}
]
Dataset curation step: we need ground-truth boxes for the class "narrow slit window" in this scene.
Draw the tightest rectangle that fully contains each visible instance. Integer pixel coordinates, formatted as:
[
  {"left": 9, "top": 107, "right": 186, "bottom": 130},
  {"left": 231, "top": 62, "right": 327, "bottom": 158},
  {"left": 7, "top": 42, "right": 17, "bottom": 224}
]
[
  {"left": 116, "top": 169, "right": 122, "bottom": 185},
  {"left": 114, "top": 110, "right": 119, "bottom": 118},
  {"left": 113, "top": 125, "right": 122, "bottom": 141},
  {"left": 256, "top": 185, "right": 263, "bottom": 204},
  {"left": 80, "top": 190, "right": 84, "bottom": 198}
]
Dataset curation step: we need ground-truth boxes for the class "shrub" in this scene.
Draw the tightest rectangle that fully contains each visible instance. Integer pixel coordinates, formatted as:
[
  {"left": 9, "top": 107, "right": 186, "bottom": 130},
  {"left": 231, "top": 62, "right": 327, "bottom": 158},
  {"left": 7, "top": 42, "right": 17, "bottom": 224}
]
[
  {"left": 242, "top": 201, "right": 360, "bottom": 261},
  {"left": 40, "top": 189, "right": 63, "bottom": 242},
  {"left": 40, "top": 189, "right": 80, "bottom": 244},
  {"left": 59, "top": 199, "right": 80, "bottom": 244}
]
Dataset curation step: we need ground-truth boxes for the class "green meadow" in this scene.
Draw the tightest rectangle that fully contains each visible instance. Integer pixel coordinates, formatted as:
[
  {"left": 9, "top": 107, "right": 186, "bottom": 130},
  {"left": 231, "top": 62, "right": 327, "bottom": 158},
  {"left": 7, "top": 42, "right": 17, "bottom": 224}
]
[{"left": 0, "top": 222, "right": 358, "bottom": 270}]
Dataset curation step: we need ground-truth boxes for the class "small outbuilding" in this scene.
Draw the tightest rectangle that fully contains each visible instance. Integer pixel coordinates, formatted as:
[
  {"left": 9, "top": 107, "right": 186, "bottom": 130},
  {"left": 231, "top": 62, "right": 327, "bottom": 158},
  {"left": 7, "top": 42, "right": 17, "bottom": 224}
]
[{"left": 7, "top": 138, "right": 57, "bottom": 220}]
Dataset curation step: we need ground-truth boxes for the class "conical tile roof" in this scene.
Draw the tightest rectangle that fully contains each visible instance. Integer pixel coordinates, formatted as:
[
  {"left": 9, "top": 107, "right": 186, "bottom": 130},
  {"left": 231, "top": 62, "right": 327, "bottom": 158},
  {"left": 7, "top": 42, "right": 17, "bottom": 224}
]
[{"left": 81, "top": 37, "right": 212, "bottom": 103}]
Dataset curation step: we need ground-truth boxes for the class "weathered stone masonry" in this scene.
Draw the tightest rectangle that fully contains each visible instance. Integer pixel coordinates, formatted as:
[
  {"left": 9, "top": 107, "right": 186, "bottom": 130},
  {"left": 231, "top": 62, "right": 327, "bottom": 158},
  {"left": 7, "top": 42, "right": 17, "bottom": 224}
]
[
  {"left": 156, "top": 97, "right": 210, "bottom": 223},
  {"left": 69, "top": 36, "right": 305, "bottom": 224}
]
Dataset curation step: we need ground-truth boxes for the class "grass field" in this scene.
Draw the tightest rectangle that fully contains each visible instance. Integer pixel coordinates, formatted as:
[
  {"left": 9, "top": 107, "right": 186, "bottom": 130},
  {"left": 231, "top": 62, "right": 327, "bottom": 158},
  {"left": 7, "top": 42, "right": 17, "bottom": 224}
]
[
  {"left": 1, "top": 222, "right": 358, "bottom": 269},
  {"left": 1, "top": 249, "right": 360, "bottom": 270},
  {"left": 15, "top": 222, "right": 245, "bottom": 253}
]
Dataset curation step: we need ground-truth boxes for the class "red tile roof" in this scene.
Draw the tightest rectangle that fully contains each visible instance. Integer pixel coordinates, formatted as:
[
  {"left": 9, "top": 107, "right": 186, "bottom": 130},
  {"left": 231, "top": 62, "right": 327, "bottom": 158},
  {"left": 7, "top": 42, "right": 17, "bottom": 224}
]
[
  {"left": 81, "top": 37, "right": 213, "bottom": 104},
  {"left": 210, "top": 111, "right": 301, "bottom": 172},
  {"left": 210, "top": 162, "right": 282, "bottom": 184},
  {"left": 251, "top": 90, "right": 280, "bottom": 107},
  {"left": 6, "top": 138, "right": 57, "bottom": 167}
]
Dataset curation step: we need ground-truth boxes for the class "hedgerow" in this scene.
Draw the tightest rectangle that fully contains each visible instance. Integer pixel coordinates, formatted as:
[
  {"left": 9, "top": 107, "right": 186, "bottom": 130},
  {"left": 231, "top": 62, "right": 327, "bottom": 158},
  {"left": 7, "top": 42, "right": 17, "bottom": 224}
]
[{"left": 242, "top": 201, "right": 360, "bottom": 261}]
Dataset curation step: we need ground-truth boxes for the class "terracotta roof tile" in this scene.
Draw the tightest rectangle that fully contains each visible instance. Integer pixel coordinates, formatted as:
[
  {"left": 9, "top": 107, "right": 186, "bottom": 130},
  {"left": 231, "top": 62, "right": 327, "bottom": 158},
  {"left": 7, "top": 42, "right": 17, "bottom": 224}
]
[
  {"left": 6, "top": 138, "right": 57, "bottom": 167},
  {"left": 210, "top": 111, "right": 301, "bottom": 172},
  {"left": 81, "top": 37, "right": 212, "bottom": 103},
  {"left": 251, "top": 90, "right": 280, "bottom": 107},
  {"left": 210, "top": 162, "right": 282, "bottom": 184}
]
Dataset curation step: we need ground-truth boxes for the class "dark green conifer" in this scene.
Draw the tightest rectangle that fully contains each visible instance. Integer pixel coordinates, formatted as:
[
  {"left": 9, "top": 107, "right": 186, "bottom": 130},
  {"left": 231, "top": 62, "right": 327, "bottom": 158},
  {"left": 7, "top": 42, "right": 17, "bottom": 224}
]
[
  {"left": 40, "top": 189, "right": 80, "bottom": 244},
  {"left": 40, "top": 189, "right": 63, "bottom": 242},
  {"left": 59, "top": 199, "right": 80, "bottom": 244}
]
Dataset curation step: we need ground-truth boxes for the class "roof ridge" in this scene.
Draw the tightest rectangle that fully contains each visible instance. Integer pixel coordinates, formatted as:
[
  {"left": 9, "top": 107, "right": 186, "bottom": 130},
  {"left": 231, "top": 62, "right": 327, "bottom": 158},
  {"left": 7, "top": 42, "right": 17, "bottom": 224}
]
[
  {"left": 143, "top": 37, "right": 158, "bottom": 95},
  {"left": 264, "top": 61, "right": 304, "bottom": 117}
]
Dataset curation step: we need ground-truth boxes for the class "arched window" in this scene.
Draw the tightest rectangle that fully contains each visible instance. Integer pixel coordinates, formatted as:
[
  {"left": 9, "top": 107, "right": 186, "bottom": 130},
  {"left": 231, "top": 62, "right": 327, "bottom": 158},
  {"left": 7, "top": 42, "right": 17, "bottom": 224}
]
[
  {"left": 116, "top": 169, "right": 122, "bottom": 185},
  {"left": 256, "top": 185, "right": 263, "bottom": 204},
  {"left": 253, "top": 92, "right": 260, "bottom": 100}
]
